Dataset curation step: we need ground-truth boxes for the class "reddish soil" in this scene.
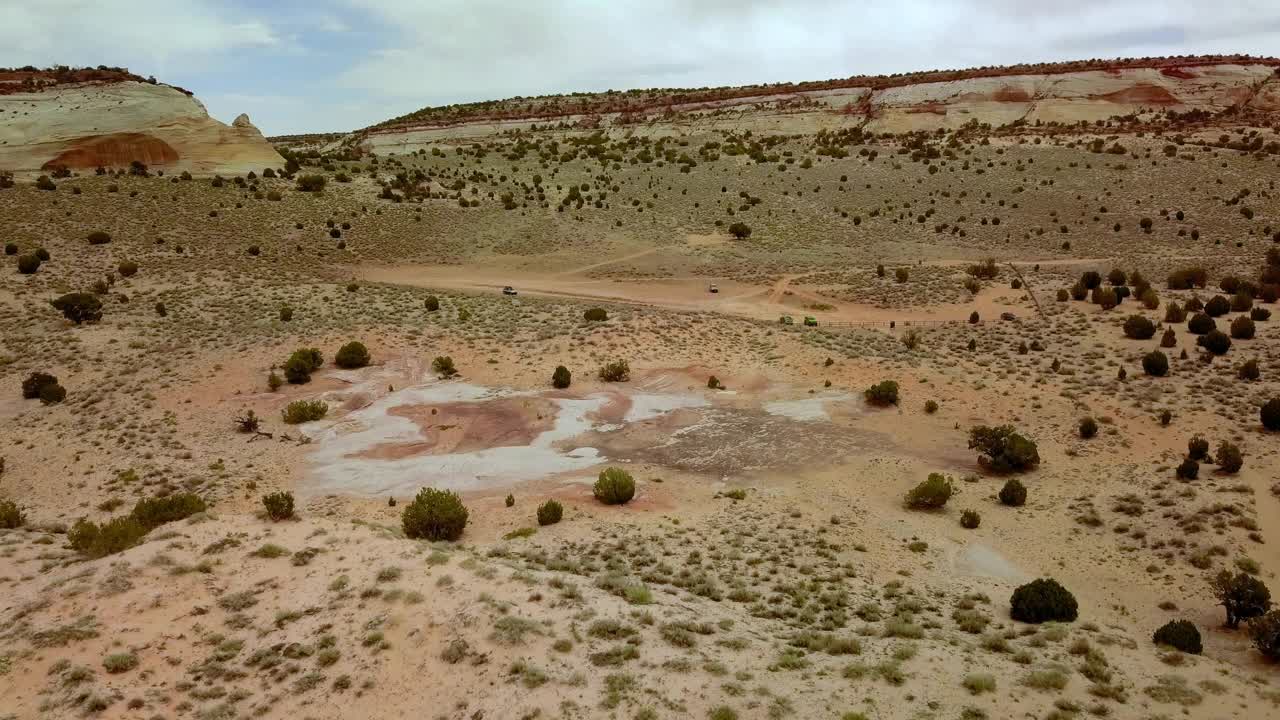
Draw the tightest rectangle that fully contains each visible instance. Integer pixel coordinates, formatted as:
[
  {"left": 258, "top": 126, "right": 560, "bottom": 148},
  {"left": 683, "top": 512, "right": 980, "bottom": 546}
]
[
  {"left": 1161, "top": 66, "right": 1198, "bottom": 79},
  {"left": 42, "top": 133, "right": 179, "bottom": 169},
  {"left": 353, "top": 397, "right": 558, "bottom": 460},
  {"left": 992, "top": 86, "right": 1033, "bottom": 102}
]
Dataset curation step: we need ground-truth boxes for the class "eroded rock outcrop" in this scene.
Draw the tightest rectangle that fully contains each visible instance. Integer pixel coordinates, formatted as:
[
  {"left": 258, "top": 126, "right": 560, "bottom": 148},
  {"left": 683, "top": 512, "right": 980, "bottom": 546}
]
[{"left": 0, "top": 76, "right": 282, "bottom": 175}]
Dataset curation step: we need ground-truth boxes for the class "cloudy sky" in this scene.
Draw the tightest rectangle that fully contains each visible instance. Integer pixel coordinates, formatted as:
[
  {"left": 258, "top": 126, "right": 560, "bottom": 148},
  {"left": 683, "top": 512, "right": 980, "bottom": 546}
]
[{"left": 2, "top": 0, "right": 1279, "bottom": 135}]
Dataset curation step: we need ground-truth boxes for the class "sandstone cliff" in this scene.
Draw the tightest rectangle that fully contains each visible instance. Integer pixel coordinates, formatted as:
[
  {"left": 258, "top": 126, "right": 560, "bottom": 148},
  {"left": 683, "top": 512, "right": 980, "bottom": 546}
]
[
  {"left": 0, "top": 75, "right": 282, "bottom": 175},
  {"left": 354, "top": 59, "right": 1280, "bottom": 154}
]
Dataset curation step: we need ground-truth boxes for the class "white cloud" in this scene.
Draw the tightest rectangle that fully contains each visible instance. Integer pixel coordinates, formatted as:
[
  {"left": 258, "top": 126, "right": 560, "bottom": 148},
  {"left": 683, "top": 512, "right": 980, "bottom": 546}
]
[{"left": 0, "top": 1, "right": 279, "bottom": 74}]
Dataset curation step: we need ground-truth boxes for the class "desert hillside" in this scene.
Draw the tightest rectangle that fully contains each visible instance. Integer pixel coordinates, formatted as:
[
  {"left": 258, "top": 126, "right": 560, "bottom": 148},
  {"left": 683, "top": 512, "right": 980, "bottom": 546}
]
[
  {"left": 345, "top": 56, "right": 1280, "bottom": 154},
  {"left": 3, "top": 55, "right": 1280, "bottom": 720},
  {"left": 0, "top": 67, "right": 282, "bottom": 176}
]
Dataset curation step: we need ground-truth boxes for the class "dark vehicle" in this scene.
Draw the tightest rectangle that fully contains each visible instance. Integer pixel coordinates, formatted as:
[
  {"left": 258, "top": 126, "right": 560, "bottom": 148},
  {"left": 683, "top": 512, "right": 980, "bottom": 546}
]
[
  {"left": 1000, "top": 312, "right": 1017, "bottom": 321},
  {"left": 502, "top": 286, "right": 518, "bottom": 296}
]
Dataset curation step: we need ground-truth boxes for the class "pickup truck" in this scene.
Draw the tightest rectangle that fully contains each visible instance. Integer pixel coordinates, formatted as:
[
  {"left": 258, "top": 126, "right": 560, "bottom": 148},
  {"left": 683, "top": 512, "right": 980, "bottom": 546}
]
[{"left": 502, "top": 286, "right": 518, "bottom": 296}]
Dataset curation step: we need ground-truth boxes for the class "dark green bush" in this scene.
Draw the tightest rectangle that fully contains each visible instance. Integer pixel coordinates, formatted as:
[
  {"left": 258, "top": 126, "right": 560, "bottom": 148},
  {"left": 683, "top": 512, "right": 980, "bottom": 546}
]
[
  {"left": 402, "top": 488, "right": 469, "bottom": 541},
  {"left": 583, "top": 307, "right": 608, "bottom": 322},
  {"left": 335, "top": 341, "right": 370, "bottom": 369},
  {"left": 131, "top": 493, "right": 207, "bottom": 530},
  {"left": 1164, "top": 302, "right": 1185, "bottom": 323},
  {"left": 1197, "top": 329, "right": 1231, "bottom": 355},
  {"left": 537, "top": 499, "right": 563, "bottom": 526},
  {"left": 16, "top": 253, "right": 40, "bottom": 274},
  {"left": 864, "top": 380, "right": 900, "bottom": 407},
  {"left": 1211, "top": 571, "right": 1271, "bottom": 629},
  {"left": 1010, "top": 578, "right": 1078, "bottom": 623},
  {"left": 1204, "top": 295, "right": 1230, "bottom": 317},
  {"left": 68, "top": 516, "right": 147, "bottom": 559},
  {"left": 960, "top": 510, "right": 980, "bottom": 529},
  {"left": 86, "top": 231, "right": 112, "bottom": 245},
  {"left": 296, "top": 175, "right": 327, "bottom": 192},
  {"left": 728, "top": 222, "right": 751, "bottom": 239},
  {"left": 1251, "top": 307, "right": 1271, "bottom": 321},
  {"left": 117, "top": 260, "right": 138, "bottom": 277},
  {"left": 904, "top": 473, "right": 953, "bottom": 509},
  {"left": 279, "top": 306, "right": 293, "bottom": 322},
  {"left": 968, "top": 425, "right": 1040, "bottom": 473},
  {"left": 1176, "top": 457, "right": 1199, "bottom": 480},
  {"left": 263, "top": 492, "right": 295, "bottom": 521},
  {"left": 1122, "top": 315, "right": 1155, "bottom": 339},
  {"left": 1187, "top": 313, "right": 1215, "bottom": 334},
  {"left": 284, "top": 348, "right": 323, "bottom": 383},
  {"left": 1187, "top": 435, "right": 1209, "bottom": 460},
  {"left": 433, "top": 355, "right": 457, "bottom": 377},
  {"left": 1078, "top": 417, "right": 1098, "bottom": 439},
  {"left": 22, "top": 371, "right": 58, "bottom": 399},
  {"left": 1239, "top": 359, "right": 1260, "bottom": 381},
  {"left": 38, "top": 383, "right": 66, "bottom": 405},
  {"left": 594, "top": 467, "right": 635, "bottom": 505},
  {"left": 552, "top": 365, "right": 571, "bottom": 389},
  {"left": 282, "top": 400, "right": 327, "bottom": 424},
  {"left": 1249, "top": 611, "right": 1280, "bottom": 659},
  {"left": 1263, "top": 398, "right": 1280, "bottom": 431},
  {"left": 1215, "top": 441, "right": 1243, "bottom": 473},
  {"left": 1160, "top": 328, "right": 1177, "bottom": 347},
  {"left": 999, "top": 478, "right": 1027, "bottom": 506},
  {"left": 924, "top": 400, "right": 939, "bottom": 414},
  {"left": 598, "top": 360, "right": 630, "bottom": 382},
  {"left": 0, "top": 499, "right": 24, "bottom": 529},
  {"left": 424, "top": 295, "right": 440, "bottom": 311},
  {"left": 1142, "top": 350, "right": 1169, "bottom": 377},
  {"left": 1152, "top": 620, "right": 1202, "bottom": 654},
  {"left": 1230, "top": 316, "right": 1255, "bottom": 340},
  {"left": 51, "top": 293, "right": 103, "bottom": 324}
]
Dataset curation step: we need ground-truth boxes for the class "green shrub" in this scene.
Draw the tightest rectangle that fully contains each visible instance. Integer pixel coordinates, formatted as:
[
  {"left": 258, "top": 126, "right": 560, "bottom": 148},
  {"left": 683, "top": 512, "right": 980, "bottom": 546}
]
[
  {"left": 1187, "top": 313, "right": 1215, "bottom": 334},
  {"left": 1123, "top": 315, "right": 1155, "bottom": 339},
  {"left": 594, "top": 467, "right": 635, "bottom": 505},
  {"left": 1263, "top": 398, "right": 1280, "bottom": 431},
  {"left": 1010, "top": 578, "right": 1078, "bottom": 623},
  {"left": 1176, "top": 457, "right": 1199, "bottom": 480},
  {"left": 904, "top": 473, "right": 953, "bottom": 509},
  {"left": 1239, "top": 359, "right": 1260, "bottom": 381},
  {"left": 402, "top": 488, "right": 469, "bottom": 541},
  {"left": 1160, "top": 328, "right": 1177, "bottom": 347},
  {"left": 864, "top": 380, "right": 899, "bottom": 406},
  {"left": 960, "top": 510, "right": 981, "bottom": 529},
  {"left": 1204, "top": 295, "right": 1230, "bottom": 317},
  {"left": 51, "top": 293, "right": 103, "bottom": 324},
  {"left": 39, "top": 383, "right": 66, "bottom": 405},
  {"left": 999, "top": 478, "right": 1027, "bottom": 507},
  {"left": 727, "top": 222, "right": 751, "bottom": 239},
  {"left": 117, "top": 260, "right": 138, "bottom": 277},
  {"left": 1197, "top": 329, "right": 1231, "bottom": 355},
  {"left": 1248, "top": 611, "right": 1280, "bottom": 660},
  {"left": 968, "top": 425, "right": 1040, "bottom": 472},
  {"left": 432, "top": 355, "right": 457, "bottom": 378},
  {"left": 263, "top": 492, "right": 295, "bottom": 521},
  {"left": 1252, "top": 307, "right": 1271, "bottom": 321},
  {"left": 552, "top": 365, "right": 571, "bottom": 389},
  {"left": 22, "top": 371, "right": 58, "bottom": 399},
  {"left": 279, "top": 306, "right": 294, "bottom": 322},
  {"left": 130, "top": 493, "right": 206, "bottom": 530},
  {"left": 583, "top": 307, "right": 608, "bottom": 322},
  {"left": 1210, "top": 571, "right": 1271, "bottom": 629},
  {"left": 1230, "top": 316, "right": 1255, "bottom": 340},
  {"left": 284, "top": 348, "right": 323, "bottom": 383},
  {"left": 1187, "top": 435, "right": 1209, "bottom": 460},
  {"left": 598, "top": 360, "right": 630, "bottom": 382},
  {"left": 335, "top": 341, "right": 370, "bottom": 368},
  {"left": 0, "top": 499, "right": 24, "bottom": 529},
  {"left": 1215, "top": 441, "right": 1243, "bottom": 473},
  {"left": 924, "top": 400, "right": 939, "bottom": 414},
  {"left": 424, "top": 295, "right": 440, "bottom": 311},
  {"left": 537, "top": 499, "right": 563, "bottom": 526},
  {"left": 68, "top": 515, "right": 147, "bottom": 558},
  {"left": 1078, "top": 417, "right": 1098, "bottom": 439},
  {"left": 1142, "top": 350, "right": 1169, "bottom": 377},
  {"left": 1164, "top": 302, "right": 1185, "bottom": 323},
  {"left": 1153, "top": 620, "right": 1202, "bottom": 654},
  {"left": 282, "top": 400, "right": 327, "bottom": 424},
  {"left": 296, "top": 174, "right": 327, "bottom": 192},
  {"left": 102, "top": 652, "right": 138, "bottom": 674},
  {"left": 16, "top": 253, "right": 40, "bottom": 274},
  {"left": 87, "top": 231, "right": 111, "bottom": 245}
]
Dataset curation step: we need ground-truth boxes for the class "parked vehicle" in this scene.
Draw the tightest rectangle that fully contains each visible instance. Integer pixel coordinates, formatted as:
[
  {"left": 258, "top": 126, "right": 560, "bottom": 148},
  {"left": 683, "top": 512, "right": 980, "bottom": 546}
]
[
  {"left": 708, "top": 283, "right": 719, "bottom": 293},
  {"left": 779, "top": 315, "right": 794, "bottom": 325},
  {"left": 1000, "top": 311, "right": 1017, "bottom": 321},
  {"left": 502, "top": 286, "right": 518, "bottom": 296},
  {"left": 803, "top": 316, "right": 818, "bottom": 326}
]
